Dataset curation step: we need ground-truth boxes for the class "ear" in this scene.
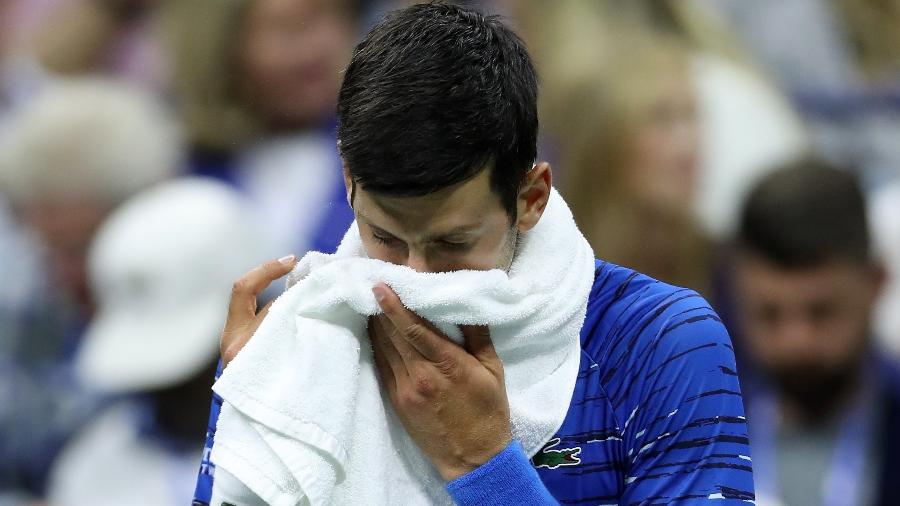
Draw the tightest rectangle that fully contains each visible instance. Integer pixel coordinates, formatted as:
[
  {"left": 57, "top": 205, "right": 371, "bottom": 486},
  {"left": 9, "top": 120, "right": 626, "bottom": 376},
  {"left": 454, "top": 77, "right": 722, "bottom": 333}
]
[
  {"left": 515, "top": 162, "right": 552, "bottom": 233},
  {"left": 868, "top": 261, "right": 888, "bottom": 302}
]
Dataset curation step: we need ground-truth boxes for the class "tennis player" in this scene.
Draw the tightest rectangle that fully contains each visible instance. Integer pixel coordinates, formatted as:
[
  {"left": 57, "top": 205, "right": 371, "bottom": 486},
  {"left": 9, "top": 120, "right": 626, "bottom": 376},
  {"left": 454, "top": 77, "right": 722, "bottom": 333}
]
[{"left": 193, "top": 4, "right": 754, "bottom": 505}]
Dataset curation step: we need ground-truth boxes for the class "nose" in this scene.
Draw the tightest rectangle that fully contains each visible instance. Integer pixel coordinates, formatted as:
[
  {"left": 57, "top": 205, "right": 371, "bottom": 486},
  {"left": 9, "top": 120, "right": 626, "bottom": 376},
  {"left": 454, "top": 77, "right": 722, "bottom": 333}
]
[
  {"left": 777, "top": 316, "right": 818, "bottom": 356},
  {"left": 405, "top": 249, "right": 431, "bottom": 273}
]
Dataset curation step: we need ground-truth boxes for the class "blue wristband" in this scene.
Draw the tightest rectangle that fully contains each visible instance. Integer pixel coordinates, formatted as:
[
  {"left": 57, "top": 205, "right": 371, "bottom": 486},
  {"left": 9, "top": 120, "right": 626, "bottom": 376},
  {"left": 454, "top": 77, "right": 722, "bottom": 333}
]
[{"left": 445, "top": 440, "right": 558, "bottom": 506}]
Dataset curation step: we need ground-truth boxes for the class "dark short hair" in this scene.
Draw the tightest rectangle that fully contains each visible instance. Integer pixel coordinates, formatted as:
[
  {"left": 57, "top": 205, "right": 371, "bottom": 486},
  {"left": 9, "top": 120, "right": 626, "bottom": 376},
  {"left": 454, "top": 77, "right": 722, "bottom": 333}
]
[
  {"left": 737, "top": 158, "right": 870, "bottom": 268},
  {"left": 337, "top": 2, "right": 538, "bottom": 218}
]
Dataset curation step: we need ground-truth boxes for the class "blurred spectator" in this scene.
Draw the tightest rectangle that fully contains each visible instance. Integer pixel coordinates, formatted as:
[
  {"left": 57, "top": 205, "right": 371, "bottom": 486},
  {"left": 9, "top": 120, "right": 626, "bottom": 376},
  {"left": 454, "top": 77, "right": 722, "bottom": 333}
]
[
  {"left": 0, "top": 0, "right": 168, "bottom": 130},
  {"left": 517, "top": 0, "right": 807, "bottom": 242},
  {"left": 0, "top": 1, "right": 50, "bottom": 135},
  {"left": 12, "top": 0, "right": 168, "bottom": 91},
  {"left": 0, "top": 77, "right": 180, "bottom": 500},
  {"left": 540, "top": 23, "right": 713, "bottom": 293},
  {"left": 871, "top": 182, "right": 900, "bottom": 357},
  {"left": 732, "top": 159, "right": 900, "bottom": 506},
  {"left": 0, "top": 78, "right": 179, "bottom": 312},
  {"left": 160, "top": 0, "right": 359, "bottom": 257},
  {"left": 46, "top": 177, "right": 266, "bottom": 506},
  {"left": 701, "top": 0, "right": 900, "bottom": 187},
  {"left": 521, "top": 1, "right": 801, "bottom": 296}
]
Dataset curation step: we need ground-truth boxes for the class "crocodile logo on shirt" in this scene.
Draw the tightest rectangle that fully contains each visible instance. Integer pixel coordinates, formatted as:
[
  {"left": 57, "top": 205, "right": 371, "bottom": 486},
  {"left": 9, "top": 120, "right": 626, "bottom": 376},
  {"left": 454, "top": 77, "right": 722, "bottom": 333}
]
[{"left": 531, "top": 437, "right": 582, "bottom": 469}]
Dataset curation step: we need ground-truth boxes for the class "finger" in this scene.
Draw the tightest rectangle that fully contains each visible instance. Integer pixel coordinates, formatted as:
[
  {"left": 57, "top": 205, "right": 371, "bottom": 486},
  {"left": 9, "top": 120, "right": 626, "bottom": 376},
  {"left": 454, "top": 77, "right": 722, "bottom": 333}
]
[
  {"left": 372, "top": 283, "right": 455, "bottom": 363},
  {"left": 460, "top": 325, "right": 499, "bottom": 365},
  {"left": 369, "top": 318, "right": 399, "bottom": 394},
  {"left": 225, "top": 255, "right": 296, "bottom": 329},
  {"left": 222, "top": 255, "right": 296, "bottom": 365},
  {"left": 247, "top": 299, "right": 275, "bottom": 335},
  {"left": 221, "top": 330, "right": 250, "bottom": 367},
  {"left": 257, "top": 298, "right": 275, "bottom": 316},
  {"left": 369, "top": 315, "right": 408, "bottom": 381},
  {"left": 221, "top": 297, "right": 274, "bottom": 365}
]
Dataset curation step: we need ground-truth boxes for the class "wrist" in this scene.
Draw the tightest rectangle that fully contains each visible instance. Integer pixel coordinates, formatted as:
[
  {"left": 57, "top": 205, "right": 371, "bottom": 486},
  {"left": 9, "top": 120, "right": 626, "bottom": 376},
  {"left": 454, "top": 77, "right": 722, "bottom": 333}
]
[
  {"left": 437, "top": 434, "right": 513, "bottom": 481},
  {"left": 445, "top": 440, "right": 557, "bottom": 506}
]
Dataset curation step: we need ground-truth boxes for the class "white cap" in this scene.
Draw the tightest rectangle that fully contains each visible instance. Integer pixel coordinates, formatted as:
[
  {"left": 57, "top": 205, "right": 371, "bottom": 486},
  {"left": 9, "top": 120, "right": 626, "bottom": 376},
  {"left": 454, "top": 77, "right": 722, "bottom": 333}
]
[{"left": 77, "top": 177, "right": 267, "bottom": 393}]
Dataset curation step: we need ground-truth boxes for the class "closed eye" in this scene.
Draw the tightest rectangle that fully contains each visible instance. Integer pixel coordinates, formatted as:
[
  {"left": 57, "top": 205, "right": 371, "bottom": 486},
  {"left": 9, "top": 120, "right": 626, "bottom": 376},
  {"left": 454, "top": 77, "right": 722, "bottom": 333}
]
[
  {"left": 437, "top": 239, "right": 471, "bottom": 251},
  {"left": 371, "top": 228, "right": 402, "bottom": 247}
]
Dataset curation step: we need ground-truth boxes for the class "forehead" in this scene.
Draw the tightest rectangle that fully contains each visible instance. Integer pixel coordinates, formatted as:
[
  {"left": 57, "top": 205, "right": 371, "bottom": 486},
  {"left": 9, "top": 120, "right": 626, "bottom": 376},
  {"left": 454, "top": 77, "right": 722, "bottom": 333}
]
[
  {"left": 352, "top": 169, "right": 506, "bottom": 235},
  {"left": 737, "top": 254, "right": 868, "bottom": 299}
]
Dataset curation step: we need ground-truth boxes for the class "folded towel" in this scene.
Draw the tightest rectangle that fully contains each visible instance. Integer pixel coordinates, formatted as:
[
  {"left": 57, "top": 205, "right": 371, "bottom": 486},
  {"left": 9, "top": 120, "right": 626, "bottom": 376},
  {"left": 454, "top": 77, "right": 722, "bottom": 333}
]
[{"left": 210, "top": 188, "right": 595, "bottom": 506}]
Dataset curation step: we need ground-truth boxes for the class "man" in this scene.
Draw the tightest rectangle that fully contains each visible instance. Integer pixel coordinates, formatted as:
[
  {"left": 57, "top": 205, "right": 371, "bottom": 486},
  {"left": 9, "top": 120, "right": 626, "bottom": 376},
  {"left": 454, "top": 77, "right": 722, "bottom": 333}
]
[
  {"left": 47, "top": 178, "right": 263, "bottom": 506},
  {"left": 0, "top": 78, "right": 178, "bottom": 501},
  {"left": 193, "top": 3, "right": 753, "bottom": 505},
  {"left": 732, "top": 159, "right": 900, "bottom": 506}
]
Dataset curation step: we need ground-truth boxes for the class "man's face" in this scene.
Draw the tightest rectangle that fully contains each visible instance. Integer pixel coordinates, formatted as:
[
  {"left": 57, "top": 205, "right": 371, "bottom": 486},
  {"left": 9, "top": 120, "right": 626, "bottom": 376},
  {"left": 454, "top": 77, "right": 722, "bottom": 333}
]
[
  {"left": 238, "top": 0, "right": 355, "bottom": 128},
  {"left": 349, "top": 169, "right": 520, "bottom": 274},
  {"left": 734, "top": 253, "right": 883, "bottom": 415},
  {"left": 22, "top": 198, "right": 110, "bottom": 310},
  {"left": 626, "top": 70, "right": 699, "bottom": 217}
]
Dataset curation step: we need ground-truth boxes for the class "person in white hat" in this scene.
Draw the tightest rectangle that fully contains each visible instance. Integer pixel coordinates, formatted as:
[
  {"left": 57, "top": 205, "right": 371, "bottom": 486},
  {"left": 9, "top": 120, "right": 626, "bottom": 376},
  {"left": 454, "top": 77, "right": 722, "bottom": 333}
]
[
  {"left": 0, "top": 77, "right": 180, "bottom": 503},
  {"left": 45, "top": 177, "right": 269, "bottom": 506}
]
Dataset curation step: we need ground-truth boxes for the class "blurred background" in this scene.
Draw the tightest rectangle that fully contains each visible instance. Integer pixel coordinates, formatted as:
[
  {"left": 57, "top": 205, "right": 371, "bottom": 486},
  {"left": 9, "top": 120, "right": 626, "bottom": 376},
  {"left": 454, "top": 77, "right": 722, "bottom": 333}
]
[{"left": 0, "top": 0, "right": 898, "bottom": 505}]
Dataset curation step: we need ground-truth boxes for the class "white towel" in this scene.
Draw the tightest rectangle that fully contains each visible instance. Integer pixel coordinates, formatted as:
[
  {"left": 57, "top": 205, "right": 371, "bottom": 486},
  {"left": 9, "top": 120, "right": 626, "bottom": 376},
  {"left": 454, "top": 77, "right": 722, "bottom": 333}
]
[{"left": 210, "top": 189, "right": 595, "bottom": 506}]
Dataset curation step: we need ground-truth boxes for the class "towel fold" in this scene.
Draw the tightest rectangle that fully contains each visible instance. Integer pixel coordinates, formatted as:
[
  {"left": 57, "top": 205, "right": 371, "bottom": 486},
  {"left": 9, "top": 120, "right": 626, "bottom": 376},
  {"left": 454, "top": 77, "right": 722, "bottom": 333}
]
[{"left": 210, "top": 188, "right": 595, "bottom": 505}]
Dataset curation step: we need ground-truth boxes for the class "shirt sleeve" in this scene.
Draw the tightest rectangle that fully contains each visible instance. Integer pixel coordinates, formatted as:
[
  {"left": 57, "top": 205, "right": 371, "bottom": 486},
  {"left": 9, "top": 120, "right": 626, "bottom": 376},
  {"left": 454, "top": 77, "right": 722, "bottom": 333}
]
[
  {"left": 446, "top": 440, "right": 559, "bottom": 506},
  {"left": 192, "top": 360, "right": 224, "bottom": 506},
  {"left": 618, "top": 294, "right": 755, "bottom": 504}
]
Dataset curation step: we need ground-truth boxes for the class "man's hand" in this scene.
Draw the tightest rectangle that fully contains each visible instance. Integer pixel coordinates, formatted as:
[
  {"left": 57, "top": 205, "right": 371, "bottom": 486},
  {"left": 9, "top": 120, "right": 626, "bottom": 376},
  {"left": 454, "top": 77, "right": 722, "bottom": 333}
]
[
  {"left": 369, "top": 282, "right": 512, "bottom": 481},
  {"left": 221, "top": 255, "right": 297, "bottom": 367}
]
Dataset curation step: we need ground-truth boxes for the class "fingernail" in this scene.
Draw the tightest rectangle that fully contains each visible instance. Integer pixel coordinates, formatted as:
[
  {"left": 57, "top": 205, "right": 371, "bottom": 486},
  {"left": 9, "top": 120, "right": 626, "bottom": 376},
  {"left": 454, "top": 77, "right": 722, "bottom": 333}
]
[
  {"left": 372, "top": 285, "right": 385, "bottom": 303},
  {"left": 278, "top": 254, "right": 295, "bottom": 265}
]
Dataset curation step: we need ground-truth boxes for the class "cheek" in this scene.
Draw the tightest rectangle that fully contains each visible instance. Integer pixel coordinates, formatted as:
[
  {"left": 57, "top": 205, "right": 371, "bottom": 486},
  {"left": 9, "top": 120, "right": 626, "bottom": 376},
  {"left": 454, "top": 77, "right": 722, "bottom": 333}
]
[
  {"left": 818, "top": 308, "right": 870, "bottom": 361},
  {"left": 441, "top": 231, "right": 517, "bottom": 272},
  {"left": 734, "top": 291, "right": 789, "bottom": 364},
  {"left": 626, "top": 136, "right": 671, "bottom": 204},
  {"left": 465, "top": 224, "right": 517, "bottom": 270},
  {"left": 626, "top": 109, "right": 699, "bottom": 204},
  {"left": 632, "top": 128, "right": 694, "bottom": 183},
  {"left": 455, "top": 240, "right": 507, "bottom": 271},
  {"left": 740, "top": 317, "right": 779, "bottom": 365},
  {"left": 238, "top": 38, "right": 276, "bottom": 100}
]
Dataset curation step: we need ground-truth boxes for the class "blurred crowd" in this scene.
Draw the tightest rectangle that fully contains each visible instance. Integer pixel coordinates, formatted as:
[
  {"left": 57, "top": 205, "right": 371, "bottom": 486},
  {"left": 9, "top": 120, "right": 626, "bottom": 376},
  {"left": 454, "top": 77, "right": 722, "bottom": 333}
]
[{"left": 0, "top": 0, "right": 898, "bottom": 505}]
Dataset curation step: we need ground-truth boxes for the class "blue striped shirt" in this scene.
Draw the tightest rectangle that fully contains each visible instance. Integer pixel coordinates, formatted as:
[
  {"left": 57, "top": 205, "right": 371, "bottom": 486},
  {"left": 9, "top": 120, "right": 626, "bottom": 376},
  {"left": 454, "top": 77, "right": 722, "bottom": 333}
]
[
  {"left": 532, "top": 260, "right": 754, "bottom": 504},
  {"left": 193, "top": 260, "right": 755, "bottom": 505}
]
